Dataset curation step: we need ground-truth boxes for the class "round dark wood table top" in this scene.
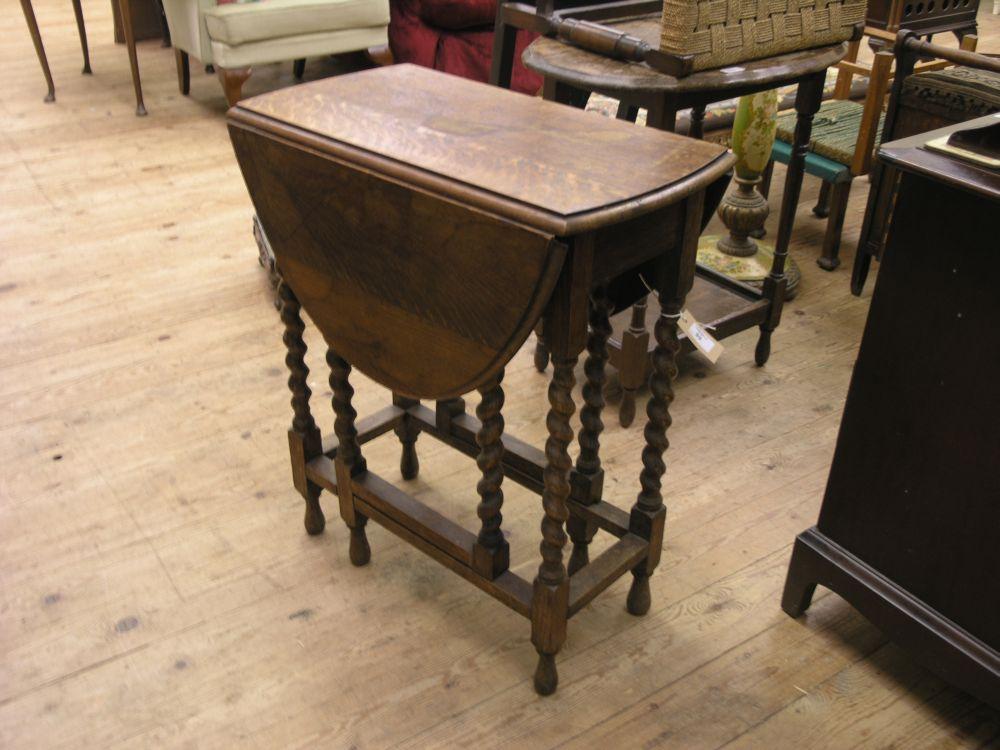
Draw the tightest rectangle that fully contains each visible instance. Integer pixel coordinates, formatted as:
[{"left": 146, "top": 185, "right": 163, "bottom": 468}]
[{"left": 522, "top": 16, "right": 848, "bottom": 97}]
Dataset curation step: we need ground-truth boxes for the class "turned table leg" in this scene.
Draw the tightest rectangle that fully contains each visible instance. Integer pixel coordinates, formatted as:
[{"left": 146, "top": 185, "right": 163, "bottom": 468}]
[
  {"left": 473, "top": 371, "right": 509, "bottom": 579},
  {"left": 618, "top": 296, "right": 649, "bottom": 428},
  {"left": 568, "top": 290, "right": 612, "bottom": 575},
  {"left": 532, "top": 354, "right": 577, "bottom": 695},
  {"left": 756, "top": 70, "right": 825, "bottom": 366},
  {"left": 392, "top": 394, "right": 420, "bottom": 480},
  {"left": 627, "top": 194, "right": 703, "bottom": 616},
  {"left": 277, "top": 279, "right": 325, "bottom": 535},
  {"left": 328, "top": 348, "right": 370, "bottom": 565}
]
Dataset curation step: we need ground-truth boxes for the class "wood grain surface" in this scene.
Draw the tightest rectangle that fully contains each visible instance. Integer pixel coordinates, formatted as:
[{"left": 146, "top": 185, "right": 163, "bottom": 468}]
[
  {"left": 2, "top": 2, "right": 999, "bottom": 746},
  {"left": 235, "top": 64, "right": 731, "bottom": 228}
]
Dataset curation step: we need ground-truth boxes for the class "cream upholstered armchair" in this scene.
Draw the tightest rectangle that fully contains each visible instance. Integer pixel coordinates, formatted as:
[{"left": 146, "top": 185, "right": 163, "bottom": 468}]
[{"left": 162, "top": 0, "right": 390, "bottom": 105}]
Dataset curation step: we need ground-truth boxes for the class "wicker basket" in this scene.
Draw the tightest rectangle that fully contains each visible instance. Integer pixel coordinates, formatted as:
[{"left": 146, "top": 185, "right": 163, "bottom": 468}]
[{"left": 661, "top": 0, "right": 865, "bottom": 71}]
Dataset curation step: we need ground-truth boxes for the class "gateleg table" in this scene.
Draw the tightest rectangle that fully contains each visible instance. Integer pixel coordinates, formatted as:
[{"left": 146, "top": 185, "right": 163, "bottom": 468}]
[{"left": 228, "top": 63, "right": 734, "bottom": 695}]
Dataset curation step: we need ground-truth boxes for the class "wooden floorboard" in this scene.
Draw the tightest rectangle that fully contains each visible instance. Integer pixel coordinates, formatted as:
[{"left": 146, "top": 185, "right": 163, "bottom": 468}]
[{"left": 1, "top": 3, "right": 998, "bottom": 747}]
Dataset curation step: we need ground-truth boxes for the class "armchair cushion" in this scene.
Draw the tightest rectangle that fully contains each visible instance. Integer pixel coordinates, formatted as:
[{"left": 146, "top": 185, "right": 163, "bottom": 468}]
[
  {"left": 417, "top": 0, "right": 496, "bottom": 30},
  {"left": 204, "top": 0, "right": 390, "bottom": 46}
]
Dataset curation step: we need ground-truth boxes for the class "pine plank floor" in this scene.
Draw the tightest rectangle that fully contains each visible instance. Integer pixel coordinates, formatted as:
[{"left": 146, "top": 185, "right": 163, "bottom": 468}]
[{"left": 1, "top": 2, "right": 998, "bottom": 747}]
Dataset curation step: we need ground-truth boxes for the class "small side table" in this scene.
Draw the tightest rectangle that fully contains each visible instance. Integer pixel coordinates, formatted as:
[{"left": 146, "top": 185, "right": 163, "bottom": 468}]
[
  {"left": 229, "top": 63, "right": 734, "bottom": 695},
  {"left": 523, "top": 21, "right": 847, "bottom": 425},
  {"left": 19, "top": 0, "right": 147, "bottom": 115}
]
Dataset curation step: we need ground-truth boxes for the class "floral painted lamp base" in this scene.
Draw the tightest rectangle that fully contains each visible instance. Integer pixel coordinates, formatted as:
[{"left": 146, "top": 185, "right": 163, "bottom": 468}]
[{"left": 698, "top": 90, "right": 801, "bottom": 298}]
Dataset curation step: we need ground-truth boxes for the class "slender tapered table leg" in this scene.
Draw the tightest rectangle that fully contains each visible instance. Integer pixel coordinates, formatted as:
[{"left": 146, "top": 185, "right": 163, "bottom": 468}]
[
  {"left": 19, "top": 0, "right": 56, "bottom": 103},
  {"left": 328, "top": 349, "right": 370, "bottom": 565},
  {"left": 278, "top": 278, "right": 325, "bottom": 535},
  {"left": 568, "top": 290, "right": 612, "bottom": 575},
  {"left": 116, "top": 0, "right": 147, "bottom": 115},
  {"left": 755, "top": 70, "right": 825, "bottom": 365},
  {"left": 70, "top": 0, "right": 91, "bottom": 74}
]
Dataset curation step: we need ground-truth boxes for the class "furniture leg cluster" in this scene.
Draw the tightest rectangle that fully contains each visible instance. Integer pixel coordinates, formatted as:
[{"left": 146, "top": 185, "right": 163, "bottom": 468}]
[
  {"left": 277, "top": 274, "right": 682, "bottom": 692},
  {"left": 229, "top": 64, "right": 733, "bottom": 694}
]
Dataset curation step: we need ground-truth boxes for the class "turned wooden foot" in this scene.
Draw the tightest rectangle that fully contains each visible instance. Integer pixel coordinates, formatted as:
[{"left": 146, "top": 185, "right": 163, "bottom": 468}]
[
  {"left": 626, "top": 570, "right": 651, "bottom": 615},
  {"left": 534, "top": 652, "right": 558, "bottom": 696},
  {"left": 349, "top": 524, "right": 371, "bottom": 566},
  {"left": 812, "top": 180, "right": 832, "bottom": 218},
  {"left": 818, "top": 180, "right": 851, "bottom": 271},
  {"left": 393, "top": 395, "right": 420, "bottom": 480},
  {"left": 619, "top": 389, "right": 637, "bottom": 427},
  {"left": 303, "top": 485, "right": 325, "bottom": 535},
  {"left": 293, "top": 58, "right": 305, "bottom": 79},
  {"left": 755, "top": 330, "right": 772, "bottom": 366},
  {"left": 217, "top": 66, "right": 252, "bottom": 107}
]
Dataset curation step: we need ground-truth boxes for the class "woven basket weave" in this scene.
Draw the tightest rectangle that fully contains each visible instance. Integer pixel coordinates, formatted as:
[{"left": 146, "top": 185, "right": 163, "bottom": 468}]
[{"left": 660, "top": 0, "right": 864, "bottom": 72}]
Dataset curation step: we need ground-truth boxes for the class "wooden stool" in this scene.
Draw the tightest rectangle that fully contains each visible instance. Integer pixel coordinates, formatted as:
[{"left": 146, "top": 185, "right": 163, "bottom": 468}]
[
  {"left": 520, "top": 19, "right": 848, "bottom": 426},
  {"left": 228, "top": 64, "right": 733, "bottom": 695}
]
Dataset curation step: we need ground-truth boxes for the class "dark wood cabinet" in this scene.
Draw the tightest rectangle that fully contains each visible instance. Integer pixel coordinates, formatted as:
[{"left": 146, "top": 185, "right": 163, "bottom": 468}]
[{"left": 782, "top": 115, "right": 1000, "bottom": 710}]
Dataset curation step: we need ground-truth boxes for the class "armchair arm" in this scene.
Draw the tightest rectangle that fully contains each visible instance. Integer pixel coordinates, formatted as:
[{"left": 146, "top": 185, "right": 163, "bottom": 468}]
[{"left": 161, "top": 0, "right": 217, "bottom": 62}]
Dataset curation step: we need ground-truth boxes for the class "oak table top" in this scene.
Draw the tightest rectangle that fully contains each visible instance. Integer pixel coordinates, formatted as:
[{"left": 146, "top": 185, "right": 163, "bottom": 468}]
[{"left": 232, "top": 63, "right": 732, "bottom": 236}]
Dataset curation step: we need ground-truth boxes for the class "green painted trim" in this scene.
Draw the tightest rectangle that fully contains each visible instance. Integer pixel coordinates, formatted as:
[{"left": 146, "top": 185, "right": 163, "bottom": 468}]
[{"left": 770, "top": 140, "right": 851, "bottom": 183}]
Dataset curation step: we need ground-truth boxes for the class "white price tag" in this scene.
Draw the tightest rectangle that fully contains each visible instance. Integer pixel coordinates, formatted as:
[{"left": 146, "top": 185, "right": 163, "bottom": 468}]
[{"left": 678, "top": 309, "right": 723, "bottom": 364}]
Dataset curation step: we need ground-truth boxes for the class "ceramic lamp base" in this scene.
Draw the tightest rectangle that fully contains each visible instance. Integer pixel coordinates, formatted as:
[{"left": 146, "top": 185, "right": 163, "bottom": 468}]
[{"left": 697, "top": 235, "right": 801, "bottom": 300}]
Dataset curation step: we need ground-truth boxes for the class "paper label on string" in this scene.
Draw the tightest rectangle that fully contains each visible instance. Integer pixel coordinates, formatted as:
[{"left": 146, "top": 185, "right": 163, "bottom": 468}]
[{"left": 678, "top": 309, "right": 723, "bottom": 364}]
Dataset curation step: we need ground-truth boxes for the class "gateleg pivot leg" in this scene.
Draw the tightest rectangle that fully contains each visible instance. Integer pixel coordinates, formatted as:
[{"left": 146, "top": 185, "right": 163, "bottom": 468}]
[
  {"left": 328, "top": 348, "right": 369, "bottom": 565},
  {"left": 472, "top": 371, "right": 510, "bottom": 579},
  {"left": 278, "top": 278, "right": 325, "bottom": 535},
  {"left": 569, "top": 289, "right": 612, "bottom": 575},
  {"left": 628, "top": 194, "right": 703, "bottom": 616}
]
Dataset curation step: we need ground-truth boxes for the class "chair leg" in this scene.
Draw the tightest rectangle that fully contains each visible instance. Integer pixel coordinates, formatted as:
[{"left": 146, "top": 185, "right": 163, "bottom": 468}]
[
  {"left": 116, "top": 0, "right": 146, "bottom": 115},
  {"left": 812, "top": 180, "right": 832, "bottom": 218},
  {"left": 70, "top": 0, "right": 91, "bottom": 74},
  {"left": 19, "top": 0, "right": 55, "bottom": 102},
  {"left": 175, "top": 49, "right": 190, "bottom": 95},
  {"left": 293, "top": 58, "right": 305, "bottom": 79},
  {"left": 818, "top": 180, "right": 852, "bottom": 271},
  {"left": 216, "top": 66, "right": 252, "bottom": 107}
]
